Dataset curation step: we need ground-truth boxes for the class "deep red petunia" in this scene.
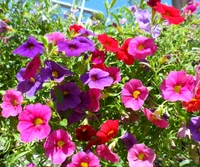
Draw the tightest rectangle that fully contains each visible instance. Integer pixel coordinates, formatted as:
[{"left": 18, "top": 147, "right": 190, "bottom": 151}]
[
  {"left": 147, "top": 0, "right": 161, "bottom": 8},
  {"left": 156, "top": 2, "right": 184, "bottom": 25},
  {"left": 98, "top": 34, "right": 119, "bottom": 52},
  {"left": 69, "top": 24, "right": 83, "bottom": 34},
  {"left": 91, "top": 63, "right": 107, "bottom": 71},
  {"left": 116, "top": 38, "right": 134, "bottom": 65},
  {"left": 23, "top": 56, "right": 41, "bottom": 79},
  {"left": 76, "top": 125, "right": 96, "bottom": 142},
  {"left": 96, "top": 119, "right": 119, "bottom": 143}
]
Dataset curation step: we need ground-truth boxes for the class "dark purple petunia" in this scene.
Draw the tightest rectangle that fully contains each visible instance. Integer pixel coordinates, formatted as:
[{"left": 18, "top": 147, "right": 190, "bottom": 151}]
[
  {"left": 16, "top": 68, "right": 43, "bottom": 97},
  {"left": 188, "top": 116, "right": 200, "bottom": 142},
  {"left": 74, "top": 36, "right": 95, "bottom": 52},
  {"left": 67, "top": 110, "right": 86, "bottom": 125},
  {"left": 58, "top": 39, "right": 89, "bottom": 57},
  {"left": 74, "top": 92, "right": 90, "bottom": 113},
  {"left": 120, "top": 132, "right": 138, "bottom": 150},
  {"left": 80, "top": 68, "right": 113, "bottom": 90},
  {"left": 13, "top": 36, "right": 44, "bottom": 58},
  {"left": 51, "top": 82, "right": 81, "bottom": 111},
  {"left": 40, "top": 60, "right": 72, "bottom": 83},
  {"left": 78, "top": 28, "right": 96, "bottom": 37}
]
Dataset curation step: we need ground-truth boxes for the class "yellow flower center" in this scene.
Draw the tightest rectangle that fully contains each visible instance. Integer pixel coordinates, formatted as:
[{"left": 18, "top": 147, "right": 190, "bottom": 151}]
[
  {"left": 29, "top": 77, "right": 35, "bottom": 83},
  {"left": 12, "top": 100, "right": 18, "bottom": 106},
  {"left": 81, "top": 162, "right": 88, "bottom": 167},
  {"left": 151, "top": 114, "right": 159, "bottom": 121},
  {"left": 108, "top": 130, "right": 114, "bottom": 136},
  {"left": 52, "top": 71, "right": 59, "bottom": 78},
  {"left": 82, "top": 128, "right": 87, "bottom": 132},
  {"left": 138, "top": 153, "right": 144, "bottom": 160},
  {"left": 174, "top": 85, "right": 182, "bottom": 93},
  {"left": 133, "top": 90, "right": 140, "bottom": 99},
  {"left": 34, "top": 118, "right": 43, "bottom": 126},
  {"left": 138, "top": 44, "right": 144, "bottom": 50},
  {"left": 57, "top": 140, "right": 65, "bottom": 148},
  {"left": 63, "top": 91, "right": 69, "bottom": 95}
]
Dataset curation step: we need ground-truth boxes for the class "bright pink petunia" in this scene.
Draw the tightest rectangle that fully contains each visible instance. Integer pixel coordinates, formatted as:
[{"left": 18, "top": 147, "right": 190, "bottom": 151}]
[
  {"left": 44, "top": 129, "right": 75, "bottom": 164},
  {"left": 1, "top": 89, "right": 23, "bottom": 118},
  {"left": 67, "top": 152, "right": 100, "bottom": 167},
  {"left": 128, "top": 36, "right": 157, "bottom": 60},
  {"left": 160, "top": 70, "right": 195, "bottom": 102},
  {"left": 96, "top": 144, "right": 119, "bottom": 163},
  {"left": 91, "top": 49, "right": 106, "bottom": 65},
  {"left": 88, "top": 88, "right": 101, "bottom": 112},
  {"left": 121, "top": 79, "right": 149, "bottom": 111},
  {"left": 105, "top": 66, "right": 121, "bottom": 84},
  {"left": 26, "top": 163, "right": 35, "bottom": 167},
  {"left": 143, "top": 108, "right": 168, "bottom": 128},
  {"left": 17, "top": 103, "right": 51, "bottom": 142},
  {"left": 127, "top": 143, "right": 156, "bottom": 167},
  {"left": 45, "top": 31, "right": 65, "bottom": 46}
]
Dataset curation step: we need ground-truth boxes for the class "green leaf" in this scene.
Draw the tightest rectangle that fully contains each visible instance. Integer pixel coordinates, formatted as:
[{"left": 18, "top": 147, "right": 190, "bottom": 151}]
[
  {"left": 60, "top": 118, "right": 68, "bottom": 126},
  {"left": 110, "top": 13, "right": 120, "bottom": 25},
  {"left": 54, "top": 87, "right": 63, "bottom": 104},
  {"left": 104, "top": 1, "right": 109, "bottom": 13},
  {"left": 109, "top": 0, "right": 117, "bottom": 9},
  {"left": 40, "top": 35, "right": 48, "bottom": 48},
  {"left": 10, "top": 150, "right": 31, "bottom": 163}
]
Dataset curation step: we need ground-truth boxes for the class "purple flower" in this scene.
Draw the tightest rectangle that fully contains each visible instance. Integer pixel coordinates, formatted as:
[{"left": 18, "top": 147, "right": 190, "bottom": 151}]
[
  {"left": 188, "top": 116, "right": 200, "bottom": 142},
  {"left": 120, "top": 132, "right": 138, "bottom": 150},
  {"left": 0, "top": 20, "right": 13, "bottom": 33},
  {"left": 78, "top": 28, "right": 96, "bottom": 37},
  {"left": 16, "top": 68, "right": 43, "bottom": 97},
  {"left": 67, "top": 110, "right": 86, "bottom": 125},
  {"left": 74, "top": 36, "right": 95, "bottom": 52},
  {"left": 51, "top": 82, "right": 81, "bottom": 111},
  {"left": 13, "top": 36, "right": 44, "bottom": 58},
  {"left": 151, "top": 25, "right": 161, "bottom": 39},
  {"left": 40, "top": 60, "right": 72, "bottom": 83},
  {"left": 58, "top": 39, "right": 89, "bottom": 57},
  {"left": 74, "top": 92, "right": 90, "bottom": 113},
  {"left": 129, "top": 5, "right": 137, "bottom": 13},
  {"left": 80, "top": 68, "right": 113, "bottom": 90}
]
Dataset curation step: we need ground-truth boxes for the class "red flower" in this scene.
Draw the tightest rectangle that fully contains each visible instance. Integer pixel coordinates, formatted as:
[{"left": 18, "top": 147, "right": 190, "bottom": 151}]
[
  {"left": 96, "top": 119, "right": 119, "bottom": 143},
  {"left": 98, "top": 34, "right": 119, "bottom": 52},
  {"left": 156, "top": 2, "right": 184, "bottom": 25},
  {"left": 88, "top": 89, "right": 101, "bottom": 112},
  {"left": 69, "top": 24, "right": 83, "bottom": 34},
  {"left": 116, "top": 38, "right": 134, "bottom": 65},
  {"left": 23, "top": 56, "right": 41, "bottom": 79},
  {"left": 91, "top": 63, "right": 107, "bottom": 70},
  {"left": 76, "top": 125, "right": 96, "bottom": 142},
  {"left": 147, "top": 0, "right": 161, "bottom": 8}
]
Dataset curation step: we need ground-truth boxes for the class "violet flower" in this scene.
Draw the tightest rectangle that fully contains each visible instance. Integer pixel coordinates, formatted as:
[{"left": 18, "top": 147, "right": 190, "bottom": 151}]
[
  {"left": 0, "top": 20, "right": 13, "bottom": 33},
  {"left": 188, "top": 116, "right": 200, "bottom": 142},
  {"left": 78, "top": 28, "right": 96, "bottom": 37},
  {"left": 74, "top": 36, "right": 95, "bottom": 52},
  {"left": 120, "top": 132, "right": 138, "bottom": 150},
  {"left": 74, "top": 92, "right": 90, "bottom": 113}
]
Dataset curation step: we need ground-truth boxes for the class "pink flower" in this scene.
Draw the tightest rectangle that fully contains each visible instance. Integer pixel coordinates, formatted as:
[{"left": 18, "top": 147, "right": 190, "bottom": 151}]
[
  {"left": 67, "top": 152, "right": 100, "bottom": 167},
  {"left": 26, "top": 163, "right": 35, "bottom": 167},
  {"left": 45, "top": 32, "right": 65, "bottom": 46},
  {"left": 160, "top": 70, "right": 195, "bottom": 102},
  {"left": 44, "top": 129, "right": 75, "bottom": 164},
  {"left": 1, "top": 89, "right": 23, "bottom": 118},
  {"left": 105, "top": 66, "right": 121, "bottom": 84},
  {"left": 127, "top": 143, "right": 156, "bottom": 167},
  {"left": 17, "top": 103, "right": 51, "bottom": 142},
  {"left": 121, "top": 79, "right": 149, "bottom": 111},
  {"left": 88, "top": 88, "right": 101, "bottom": 112},
  {"left": 183, "top": 4, "right": 198, "bottom": 15},
  {"left": 91, "top": 49, "right": 106, "bottom": 65},
  {"left": 176, "top": 124, "right": 191, "bottom": 138},
  {"left": 143, "top": 108, "right": 168, "bottom": 128},
  {"left": 96, "top": 144, "right": 119, "bottom": 163},
  {"left": 128, "top": 36, "right": 157, "bottom": 60}
]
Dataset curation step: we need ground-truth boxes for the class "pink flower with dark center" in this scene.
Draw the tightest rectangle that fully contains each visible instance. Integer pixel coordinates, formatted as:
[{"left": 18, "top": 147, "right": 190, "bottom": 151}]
[
  {"left": 67, "top": 152, "right": 100, "bottom": 167},
  {"left": 160, "top": 70, "right": 195, "bottom": 102},
  {"left": 44, "top": 129, "right": 75, "bottom": 164},
  {"left": 121, "top": 79, "right": 149, "bottom": 111},
  {"left": 1, "top": 89, "right": 23, "bottom": 118},
  {"left": 17, "top": 103, "right": 51, "bottom": 142},
  {"left": 128, "top": 143, "right": 156, "bottom": 167},
  {"left": 88, "top": 88, "right": 101, "bottom": 112},
  {"left": 91, "top": 49, "right": 106, "bottom": 65},
  {"left": 45, "top": 31, "right": 65, "bottom": 46}
]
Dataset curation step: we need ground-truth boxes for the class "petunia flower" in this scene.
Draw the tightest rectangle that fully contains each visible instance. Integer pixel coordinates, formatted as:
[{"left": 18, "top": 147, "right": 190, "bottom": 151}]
[
  {"left": 17, "top": 103, "right": 51, "bottom": 142},
  {"left": 51, "top": 82, "right": 81, "bottom": 111},
  {"left": 121, "top": 79, "right": 149, "bottom": 111},
  {"left": 91, "top": 63, "right": 107, "bottom": 70},
  {"left": 120, "top": 132, "right": 138, "bottom": 150},
  {"left": 91, "top": 49, "right": 106, "bottom": 65},
  {"left": 13, "top": 35, "right": 44, "bottom": 58},
  {"left": 147, "top": 0, "right": 161, "bottom": 8},
  {"left": 98, "top": 34, "right": 119, "bottom": 52},
  {"left": 76, "top": 124, "right": 96, "bottom": 141},
  {"left": 1, "top": 89, "right": 23, "bottom": 118},
  {"left": 40, "top": 60, "right": 72, "bottom": 83},
  {"left": 96, "top": 144, "right": 119, "bottom": 163},
  {"left": 74, "top": 36, "right": 95, "bottom": 52},
  {"left": 87, "top": 88, "right": 101, "bottom": 112},
  {"left": 78, "top": 28, "right": 96, "bottom": 37},
  {"left": 67, "top": 110, "right": 86, "bottom": 125},
  {"left": 96, "top": 119, "right": 119, "bottom": 143},
  {"left": 105, "top": 66, "right": 121, "bottom": 84},
  {"left": 44, "top": 129, "right": 75, "bottom": 164},
  {"left": 80, "top": 68, "right": 113, "bottom": 90},
  {"left": 45, "top": 31, "right": 65, "bottom": 46},
  {"left": 26, "top": 163, "right": 35, "bottom": 167},
  {"left": 188, "top": 116, "right": 200, "bottom": 142},
  {"left": 160, "top": 70, "right": 195, "bottom": 102},
  {"left": 177, "top": 124, "right": 191, "bottom": 138},
  {"left": 74, "top": 91, "right": 90, "bottom": 113},
  {"left": 67, "top": 152, "right": 100, "bottom": 167},
  {"left": 127, "top": 143, "right": 156, "bottom": 167},
  {"left": 69, "top": 24, "right": 83, "bottom": 34},
  {"left": 143, "top": 108, "right": 169, "bottom": 128},
  {"left": 128, "top": 36, "right": 157, "bottom": 60},
  {"left": 0, "top": 19, "right": 13, "bottom": 33},
  {"left": 156, "top": 2, "right": 184, "bottom": 25}
]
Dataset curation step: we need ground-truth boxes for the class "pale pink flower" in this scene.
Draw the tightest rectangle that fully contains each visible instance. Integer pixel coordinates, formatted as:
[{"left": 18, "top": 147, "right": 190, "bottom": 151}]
[
  {"left": 1, "top": 89, "right": 23, "bottom": 118},
  {"left": 121, "top": 79, "right": 149, "bottom": 111},
  {"left": 96, "top": 144, "right": 119, "bottom": 163},
  {"left": 120, "top": 18, "right": 127, "bottom": 24},
  {"left": 67, "top": 152, "right": 100, "bottom": 167},
  {"left": 45, "top": 31, "right": 65, "bottom": 46},
  {"left": 17, "top": 103, "right": 51, "bottom": 142},
  {"left": 128, "top": 143, "right": 156, "bottom": 167},
  {"left": 44, "top": 129, "right": 75, "bottom": 164},
  {"left": 160, "top": 70, "right": 195, "bottom": 102},
  {"left": 177, "top": 124, "right": 191, "bottom": 138}
]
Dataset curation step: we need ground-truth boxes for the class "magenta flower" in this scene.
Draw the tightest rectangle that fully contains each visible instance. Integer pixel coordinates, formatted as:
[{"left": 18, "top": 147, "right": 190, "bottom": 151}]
[
  {"left": 91, "top": 49, "right": 106, "bottom": 65},
  {"left": 26, "top": 163, "right": 35, "bottom": 167},
  {"left": 105, "top": 66, "right": 121, "bottom": 84},
  {"left": 13, "top": 36, "right": 44, "bottom": 58},
  {"left": 67, "top": 152, "right": 100, "bottom": 167},
  {"left": 160, "top": 70, "right": 195, "bottom": 102},
  {"left": 80, "top": 68, "right": 113, "bottom": 90},
  {"left": 121, "top": 79, "right": 149, "bottom": 111},
  {"left": 1, "top": 89, "right": 23, "bottom": 118},
  {"left": 45, "top": 31, "right": 65, "bottom": 46},
  {"left": 44, "top": 129, "right": 75, "bottom": 164},
  {"left": 128, "top": 143, "right": 156, "bottom": 167},
  {"left": 96, "top": 144, "right": 119, "bottom": 163},
  {"left": 88, "top": 88, "right": 101, "bottom": 112},
  {"left": 120, "top": 132, "right": 138, "bottom": 150},
  {"left": 17, "top": 103, "right": 51, "bottom": 142},
  {"left": 143, "top": 108, "right": 168, "bottom": 128},
  {"left": 128, "top": 36, "right": 157, "bottom": 60}
]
